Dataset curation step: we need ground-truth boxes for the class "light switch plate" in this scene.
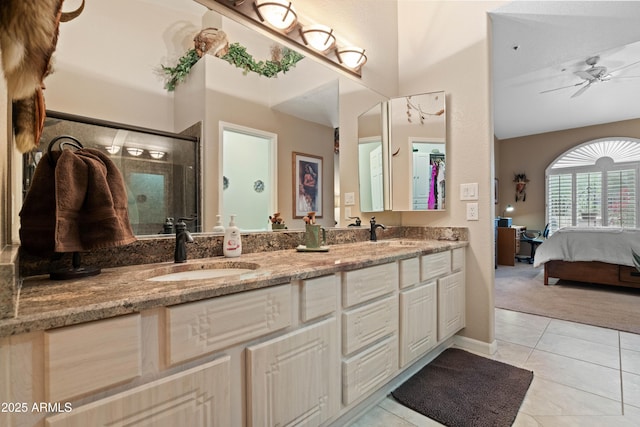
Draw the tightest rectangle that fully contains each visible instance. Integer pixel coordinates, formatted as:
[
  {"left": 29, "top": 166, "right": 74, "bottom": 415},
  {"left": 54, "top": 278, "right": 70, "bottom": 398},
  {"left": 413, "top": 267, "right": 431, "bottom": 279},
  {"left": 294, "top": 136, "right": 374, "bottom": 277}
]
[
  {"left": 460, "top": 183, "right": 479, "bottom": 201},
  {"left": 344, "top": 192, "right": 355, "bottom": 206}
]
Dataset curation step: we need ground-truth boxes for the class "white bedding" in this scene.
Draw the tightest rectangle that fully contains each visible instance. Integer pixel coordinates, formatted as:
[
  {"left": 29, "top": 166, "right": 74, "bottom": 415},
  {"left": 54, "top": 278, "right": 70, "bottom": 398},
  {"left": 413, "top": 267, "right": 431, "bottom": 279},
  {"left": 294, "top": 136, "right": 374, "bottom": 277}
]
[{"left": 533, "top": 227, "right": 640, "bottom": 268}]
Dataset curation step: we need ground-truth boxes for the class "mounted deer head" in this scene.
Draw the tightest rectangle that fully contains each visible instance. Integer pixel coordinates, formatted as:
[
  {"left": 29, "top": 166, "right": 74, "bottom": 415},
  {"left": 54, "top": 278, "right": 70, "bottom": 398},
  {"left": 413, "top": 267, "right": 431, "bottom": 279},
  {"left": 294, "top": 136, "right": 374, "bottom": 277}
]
[{"left": 0, "top": 0, "right": 85, "bottom": 152}]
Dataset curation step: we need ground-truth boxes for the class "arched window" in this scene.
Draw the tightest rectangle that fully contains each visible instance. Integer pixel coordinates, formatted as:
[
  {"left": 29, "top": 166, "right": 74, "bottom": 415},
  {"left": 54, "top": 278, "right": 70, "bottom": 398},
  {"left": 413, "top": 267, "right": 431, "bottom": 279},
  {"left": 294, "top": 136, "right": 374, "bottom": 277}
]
[{"left": 546, "top": 138, "right": 640, "bottom": 235}]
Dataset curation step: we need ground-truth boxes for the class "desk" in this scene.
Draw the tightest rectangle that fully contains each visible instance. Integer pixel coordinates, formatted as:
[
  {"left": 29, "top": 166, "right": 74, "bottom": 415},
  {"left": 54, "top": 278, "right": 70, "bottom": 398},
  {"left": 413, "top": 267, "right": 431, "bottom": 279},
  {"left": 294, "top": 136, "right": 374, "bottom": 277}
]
[{"left": 497, "top": 226, "right": 525, "bottom": 266}]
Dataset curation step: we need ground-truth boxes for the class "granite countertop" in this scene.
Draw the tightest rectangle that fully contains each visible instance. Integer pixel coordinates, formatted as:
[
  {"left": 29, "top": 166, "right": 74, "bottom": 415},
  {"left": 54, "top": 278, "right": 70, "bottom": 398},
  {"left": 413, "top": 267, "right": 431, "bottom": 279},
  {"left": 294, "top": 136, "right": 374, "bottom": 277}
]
[{"left": 1, "top": 238, "right": 467, "bottom": 337}]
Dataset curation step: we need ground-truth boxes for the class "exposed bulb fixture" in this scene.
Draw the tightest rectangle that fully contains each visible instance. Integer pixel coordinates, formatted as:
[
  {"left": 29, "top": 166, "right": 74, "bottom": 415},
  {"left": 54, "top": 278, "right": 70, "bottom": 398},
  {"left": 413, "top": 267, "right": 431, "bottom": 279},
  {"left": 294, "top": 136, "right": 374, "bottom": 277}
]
[
  {"left": 300, "top": 24, "right": 336, "bottom": 53},
  {"left": 254, "top": 0, "right": 298, "bottom": 33},
  {"left": 106, "top": 129, "right": 128, "bottom": 155},
  {"left": 126, "top": 147, "right": 144, "bottom": 157},
  {"left": 336, "top": 46, "right": 367, "bottom": 70},
  {"left": 148, "top": 150, "right": 165, "bottom": 159},
  {"left": 105, "top": 145, "right": 121, "bottom": 154}
]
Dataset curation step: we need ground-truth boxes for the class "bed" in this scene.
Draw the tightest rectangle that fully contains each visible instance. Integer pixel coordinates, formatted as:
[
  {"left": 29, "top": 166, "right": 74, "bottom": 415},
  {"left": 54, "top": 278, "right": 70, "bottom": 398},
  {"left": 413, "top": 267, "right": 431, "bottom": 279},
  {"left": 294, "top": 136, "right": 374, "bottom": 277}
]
[{"left": 533, "top": 227, "right": 640, "bottom": 289}]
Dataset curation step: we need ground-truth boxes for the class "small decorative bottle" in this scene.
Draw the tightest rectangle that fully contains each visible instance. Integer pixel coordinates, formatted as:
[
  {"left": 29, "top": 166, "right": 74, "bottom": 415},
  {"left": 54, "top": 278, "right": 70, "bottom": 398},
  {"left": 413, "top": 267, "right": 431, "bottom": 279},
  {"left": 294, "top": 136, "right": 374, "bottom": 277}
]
[{"left": 223, "top": 215, "right": 242, "bottom": 257}]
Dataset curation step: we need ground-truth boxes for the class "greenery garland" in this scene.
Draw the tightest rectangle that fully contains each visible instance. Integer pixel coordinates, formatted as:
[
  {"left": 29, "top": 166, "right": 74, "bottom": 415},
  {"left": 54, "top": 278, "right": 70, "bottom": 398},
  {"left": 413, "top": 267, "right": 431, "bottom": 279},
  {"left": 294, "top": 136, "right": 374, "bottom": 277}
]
[{"left": 161, "top": 43, "right": 304, "bottom": 91}]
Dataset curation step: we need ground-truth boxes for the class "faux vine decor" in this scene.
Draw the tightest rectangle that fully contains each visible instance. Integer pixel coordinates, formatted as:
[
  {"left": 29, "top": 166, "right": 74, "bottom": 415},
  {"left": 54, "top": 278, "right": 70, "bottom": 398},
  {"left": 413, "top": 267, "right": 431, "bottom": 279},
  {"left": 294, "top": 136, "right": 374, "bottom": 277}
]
[{"left": 162, "top": 43, "right": 304, "bottom": 91}]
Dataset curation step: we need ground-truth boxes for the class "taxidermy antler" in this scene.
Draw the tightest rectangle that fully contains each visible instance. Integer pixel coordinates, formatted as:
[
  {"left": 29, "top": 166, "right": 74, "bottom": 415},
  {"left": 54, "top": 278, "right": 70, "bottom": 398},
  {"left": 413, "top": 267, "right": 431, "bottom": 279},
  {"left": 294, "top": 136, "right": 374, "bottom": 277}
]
[{"left": 0, "top": 0, "right": 85, "bottom": 153}]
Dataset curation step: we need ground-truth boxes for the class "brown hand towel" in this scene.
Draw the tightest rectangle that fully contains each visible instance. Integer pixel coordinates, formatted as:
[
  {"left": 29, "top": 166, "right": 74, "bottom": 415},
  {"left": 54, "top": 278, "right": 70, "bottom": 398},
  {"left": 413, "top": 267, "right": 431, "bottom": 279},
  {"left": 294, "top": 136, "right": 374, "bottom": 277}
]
[
  {"left": 19, "top": 151, "right": 60, "bottom": 256},
  {"left": 20, "top": 148, "right": 137, "bottom": 256}
]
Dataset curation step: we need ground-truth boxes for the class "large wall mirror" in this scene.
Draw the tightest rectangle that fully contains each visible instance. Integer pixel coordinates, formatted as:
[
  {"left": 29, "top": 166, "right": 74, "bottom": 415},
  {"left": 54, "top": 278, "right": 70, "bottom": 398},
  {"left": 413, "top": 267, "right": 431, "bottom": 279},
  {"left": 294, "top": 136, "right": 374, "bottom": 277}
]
[
  {"left": 14, "top": 0, "right": 394, "bottom": 237},
  {"left": 357, "top": 91, "right": 446, "bottom": 212},
  {"left": 357, "top": 102, "right": 389, "bottom": 212},
  {"left": 390, "top": 91, "right": 446, "bottom": 211}
]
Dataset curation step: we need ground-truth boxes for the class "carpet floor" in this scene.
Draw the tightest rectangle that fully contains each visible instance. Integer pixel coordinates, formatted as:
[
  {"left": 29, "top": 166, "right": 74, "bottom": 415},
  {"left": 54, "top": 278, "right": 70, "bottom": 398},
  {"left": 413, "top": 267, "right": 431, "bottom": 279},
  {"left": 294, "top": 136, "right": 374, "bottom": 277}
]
[
  {"left": 495, "top": 263, "right": 640, "bottom": 335},
  {"left": 391, "top": 348, "right": 533, "bottom": 427}
]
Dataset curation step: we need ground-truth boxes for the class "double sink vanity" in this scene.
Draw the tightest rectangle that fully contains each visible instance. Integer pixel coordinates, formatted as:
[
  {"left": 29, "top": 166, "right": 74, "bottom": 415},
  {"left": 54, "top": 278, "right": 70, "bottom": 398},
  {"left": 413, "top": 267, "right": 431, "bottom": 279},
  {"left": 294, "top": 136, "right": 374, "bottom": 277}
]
[{"left": 1, "top": 226, "right": 467, "bottom": 427}]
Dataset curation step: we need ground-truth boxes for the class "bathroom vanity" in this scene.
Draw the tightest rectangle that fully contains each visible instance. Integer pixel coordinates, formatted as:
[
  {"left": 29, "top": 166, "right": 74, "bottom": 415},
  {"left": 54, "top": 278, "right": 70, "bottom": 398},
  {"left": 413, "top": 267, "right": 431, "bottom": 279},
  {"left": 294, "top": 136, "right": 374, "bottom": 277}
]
[{"left": 0, "top": 233, "right": 466, "bottom": 427}]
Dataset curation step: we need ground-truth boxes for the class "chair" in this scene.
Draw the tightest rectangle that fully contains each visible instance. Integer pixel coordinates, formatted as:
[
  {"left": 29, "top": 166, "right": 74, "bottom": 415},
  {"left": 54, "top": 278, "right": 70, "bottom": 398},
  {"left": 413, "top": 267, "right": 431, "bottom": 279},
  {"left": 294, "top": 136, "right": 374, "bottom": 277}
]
[{"left": 519, "top": 223, "right": 548, "bottom": 264}]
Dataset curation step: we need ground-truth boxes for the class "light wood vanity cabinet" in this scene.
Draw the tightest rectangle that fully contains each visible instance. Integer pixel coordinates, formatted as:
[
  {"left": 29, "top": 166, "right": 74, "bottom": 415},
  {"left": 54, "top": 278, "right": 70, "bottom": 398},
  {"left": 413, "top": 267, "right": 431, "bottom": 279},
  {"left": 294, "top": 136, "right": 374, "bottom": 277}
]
[
  {"left": 340, "top": 262, "right": 399, "bottom": 405},
  {"left": 399, "top": 248, "right": 466, "bottom": 367},
  {"left": 3, "top": 245, "right": 466, "bottom": 427}
]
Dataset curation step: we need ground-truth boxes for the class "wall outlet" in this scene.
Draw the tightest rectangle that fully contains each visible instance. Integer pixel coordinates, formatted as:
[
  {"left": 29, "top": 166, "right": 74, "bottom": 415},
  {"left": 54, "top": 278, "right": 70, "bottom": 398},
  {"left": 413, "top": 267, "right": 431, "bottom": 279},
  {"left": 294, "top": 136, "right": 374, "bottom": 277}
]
[
  {"left": 345, "top": 207, "right": 352, "bottom": 220},
  {"left": 466, "top": 202, "right": 479, "bottom": 220}
]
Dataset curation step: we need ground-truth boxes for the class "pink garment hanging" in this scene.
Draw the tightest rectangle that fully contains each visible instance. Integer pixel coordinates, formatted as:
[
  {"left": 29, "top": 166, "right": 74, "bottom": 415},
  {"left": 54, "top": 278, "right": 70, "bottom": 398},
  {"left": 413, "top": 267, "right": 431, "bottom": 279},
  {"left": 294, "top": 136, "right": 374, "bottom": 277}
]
[{"left": 428, "top": 163, "right": 437, "bottom": 209}]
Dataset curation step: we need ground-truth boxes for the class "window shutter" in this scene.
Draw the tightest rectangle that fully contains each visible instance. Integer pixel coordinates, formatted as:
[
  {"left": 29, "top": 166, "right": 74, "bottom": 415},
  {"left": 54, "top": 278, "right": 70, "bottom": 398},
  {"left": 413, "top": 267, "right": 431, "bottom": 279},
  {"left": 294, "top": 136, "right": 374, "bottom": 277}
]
[
  {"left": 547, "top": 174, "right": 573, "bottom": 233},
  {"left": 575, "top": 172, "right": 602, "bottom": 227},
  {"left": 607, "top": 169, "right": 636, "bottom": 227}
]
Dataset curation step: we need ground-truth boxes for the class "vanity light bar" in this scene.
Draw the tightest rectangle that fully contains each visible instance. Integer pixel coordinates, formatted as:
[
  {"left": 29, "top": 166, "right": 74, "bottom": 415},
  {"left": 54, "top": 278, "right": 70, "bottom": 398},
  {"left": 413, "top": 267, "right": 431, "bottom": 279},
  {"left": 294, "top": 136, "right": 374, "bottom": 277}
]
[{"left": 214, "top": 0, "right": 366, "bottom": 77}]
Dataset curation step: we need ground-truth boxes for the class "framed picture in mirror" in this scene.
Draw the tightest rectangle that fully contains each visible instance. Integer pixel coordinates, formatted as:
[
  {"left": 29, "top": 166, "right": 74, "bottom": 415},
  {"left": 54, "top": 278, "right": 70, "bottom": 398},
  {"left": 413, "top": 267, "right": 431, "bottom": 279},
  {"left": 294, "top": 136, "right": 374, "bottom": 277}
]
[{"left": 293, "top": 152, "right": 323, "bottom": 218}]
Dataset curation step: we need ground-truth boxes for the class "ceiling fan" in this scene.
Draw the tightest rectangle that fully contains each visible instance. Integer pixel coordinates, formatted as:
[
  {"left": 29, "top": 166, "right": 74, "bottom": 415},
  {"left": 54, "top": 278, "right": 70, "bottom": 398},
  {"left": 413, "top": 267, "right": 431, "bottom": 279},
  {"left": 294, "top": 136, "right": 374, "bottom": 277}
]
[{"left": 540, "top": 55, "right": 640, "bottom": 98}]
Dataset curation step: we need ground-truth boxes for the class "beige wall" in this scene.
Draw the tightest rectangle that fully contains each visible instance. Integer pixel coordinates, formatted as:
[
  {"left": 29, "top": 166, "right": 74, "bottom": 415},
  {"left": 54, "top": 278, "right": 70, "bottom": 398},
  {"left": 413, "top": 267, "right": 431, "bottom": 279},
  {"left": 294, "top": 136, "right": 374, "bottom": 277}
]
[
  {"left": 497, "top": 118, "right": 640, "bottom": 231},
  {"left": 392, "top": 1, "right": 506, "bottom": 345}
]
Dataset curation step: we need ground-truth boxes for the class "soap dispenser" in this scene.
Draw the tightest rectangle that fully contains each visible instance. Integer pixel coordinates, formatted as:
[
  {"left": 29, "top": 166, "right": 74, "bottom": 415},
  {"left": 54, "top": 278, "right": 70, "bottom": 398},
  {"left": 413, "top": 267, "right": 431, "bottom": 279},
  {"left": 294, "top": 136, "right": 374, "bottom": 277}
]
[
  {"left": 212, "top": 215, "right": 225, "bottom": 233},
  {"left": 223, "top": 215, "right": 242, "bottom": 257}
]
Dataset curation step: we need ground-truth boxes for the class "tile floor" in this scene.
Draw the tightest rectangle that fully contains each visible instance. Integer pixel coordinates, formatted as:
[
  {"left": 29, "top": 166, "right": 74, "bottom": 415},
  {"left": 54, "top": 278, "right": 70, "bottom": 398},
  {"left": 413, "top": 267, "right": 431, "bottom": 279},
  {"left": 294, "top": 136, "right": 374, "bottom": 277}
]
[{"left": 348, "top": 308, "right": 640, "bottom": 426}]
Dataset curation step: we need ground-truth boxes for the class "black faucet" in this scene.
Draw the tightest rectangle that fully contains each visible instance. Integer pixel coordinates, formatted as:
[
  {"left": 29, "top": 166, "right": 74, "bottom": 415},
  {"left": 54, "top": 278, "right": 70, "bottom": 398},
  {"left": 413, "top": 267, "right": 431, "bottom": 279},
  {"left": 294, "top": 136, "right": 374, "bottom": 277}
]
[
  {"left": 369, "top": 216, "right": 386, "bottom": 241},
  {"left": 348, "top": 216, "right": 362, "bottom": 227},
  {"left": 174, "top": 217, "right": 194, "bottom": 263}
]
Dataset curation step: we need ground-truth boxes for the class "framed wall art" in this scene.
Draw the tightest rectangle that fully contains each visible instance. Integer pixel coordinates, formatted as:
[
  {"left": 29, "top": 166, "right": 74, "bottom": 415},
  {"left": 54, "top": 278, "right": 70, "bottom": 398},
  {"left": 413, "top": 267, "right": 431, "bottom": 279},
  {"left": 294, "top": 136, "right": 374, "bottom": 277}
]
[{"left": 293, "top": 152, "right": 323, "bottom": 218}]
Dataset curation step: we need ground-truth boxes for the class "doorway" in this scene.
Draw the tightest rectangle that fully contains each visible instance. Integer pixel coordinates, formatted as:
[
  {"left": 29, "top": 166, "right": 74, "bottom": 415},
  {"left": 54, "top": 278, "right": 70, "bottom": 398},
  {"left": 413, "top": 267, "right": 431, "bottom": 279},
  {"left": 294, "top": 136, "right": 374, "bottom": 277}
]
[{"left": 220, "top": 123, "right": 277, "bottom": 231}]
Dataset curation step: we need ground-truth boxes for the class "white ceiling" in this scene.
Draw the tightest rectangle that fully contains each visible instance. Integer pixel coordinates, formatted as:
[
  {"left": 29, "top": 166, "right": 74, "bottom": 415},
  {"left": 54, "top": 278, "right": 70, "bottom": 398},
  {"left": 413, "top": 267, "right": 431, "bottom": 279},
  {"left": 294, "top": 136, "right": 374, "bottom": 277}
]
[{"left": 491, "top": 1, "right": 640, "bottom": 140}]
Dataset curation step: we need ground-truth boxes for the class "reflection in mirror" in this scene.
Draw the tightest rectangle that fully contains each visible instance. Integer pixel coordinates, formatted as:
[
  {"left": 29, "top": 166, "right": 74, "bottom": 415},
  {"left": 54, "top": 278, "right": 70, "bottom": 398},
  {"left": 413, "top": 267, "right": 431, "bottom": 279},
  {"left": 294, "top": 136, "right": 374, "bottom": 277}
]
[
  {"left": 390, "top": 91, "right": 446, "bottom": 211},
  {"left": 221, "top": 123, "right": 277, "bottom": 231},
  {"left": 24, "top": 112, "right": 201, "bottom": 235},
  {"left": 357, "top": 103, "right": 386, "bottom": 212}
]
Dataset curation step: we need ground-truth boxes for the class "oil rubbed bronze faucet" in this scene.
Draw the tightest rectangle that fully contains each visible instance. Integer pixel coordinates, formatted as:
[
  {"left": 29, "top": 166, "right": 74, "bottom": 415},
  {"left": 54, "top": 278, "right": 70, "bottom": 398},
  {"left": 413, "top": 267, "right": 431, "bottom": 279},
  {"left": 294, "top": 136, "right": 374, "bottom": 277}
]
[
  {"left": 369, "top": 216, "right": 386, "bottom": 241},
  {"left": 174, "top": 217, "right": 194, "bottom": 263}
]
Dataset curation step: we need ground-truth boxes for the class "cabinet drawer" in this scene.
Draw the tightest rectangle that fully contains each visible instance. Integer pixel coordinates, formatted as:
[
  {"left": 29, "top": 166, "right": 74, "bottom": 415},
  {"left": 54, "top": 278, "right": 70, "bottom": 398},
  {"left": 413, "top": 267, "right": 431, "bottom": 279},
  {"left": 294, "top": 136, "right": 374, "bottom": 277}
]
[
  {"left": 301, "top": 275, "right": 337, "bottom": 322},
  {"left": 399, "top": 257, "right": 420, "bottom": 289},
  {"left": 166, "top": 284, "right": 291, "bottom": 365},
  {"left": 45, "top": 314, "right": 141, "bottom": 402},
  {"left": 421, "top": 251, "right": 451, "bottom": 281},
  {"left": 46, "top": 356, "right": 231, "bottom": 427},
  {"left": 452, "top": 247, "right": 465, "bottom": 271},
  {"left": 342, "top": 295, "right": 398, "bottom": 356},
  {"left": 342, "top": 335, "right": 398, "bottom": 405},
  {"left": 342, "top": 262, "right": 398, "bottom": 308}
]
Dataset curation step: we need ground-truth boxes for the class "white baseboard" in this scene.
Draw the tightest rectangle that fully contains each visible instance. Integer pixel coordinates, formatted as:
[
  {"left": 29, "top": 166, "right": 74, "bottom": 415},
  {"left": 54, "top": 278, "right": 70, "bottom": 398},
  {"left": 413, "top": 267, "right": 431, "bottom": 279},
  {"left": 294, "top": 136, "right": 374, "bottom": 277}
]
[{"left": 454, "top": 334, "right": 498, "bottom": 355}]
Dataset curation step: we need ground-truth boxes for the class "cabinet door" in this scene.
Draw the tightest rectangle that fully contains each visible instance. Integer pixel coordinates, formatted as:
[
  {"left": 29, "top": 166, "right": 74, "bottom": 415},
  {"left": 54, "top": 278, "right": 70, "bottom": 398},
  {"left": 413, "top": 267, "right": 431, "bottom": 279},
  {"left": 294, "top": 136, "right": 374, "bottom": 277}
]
[
  {"left": 46, "top": 356, "right": 231, "bottom": 427},
  {"left": 246, "top": 318, "right": 339, "bottom": 427},
  {"left": 437, "top": 271, "right": 465, "bottom": 341},
  {"left": 399, "top": 281, "right": 437, "bottom": 367}
]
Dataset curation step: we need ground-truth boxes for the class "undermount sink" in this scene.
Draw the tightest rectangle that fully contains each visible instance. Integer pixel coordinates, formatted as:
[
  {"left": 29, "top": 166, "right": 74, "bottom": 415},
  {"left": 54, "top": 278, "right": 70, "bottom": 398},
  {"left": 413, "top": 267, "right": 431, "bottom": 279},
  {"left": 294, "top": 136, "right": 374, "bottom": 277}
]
[{"left": 145, "top": 261, "right": 260, "bottom": 282}]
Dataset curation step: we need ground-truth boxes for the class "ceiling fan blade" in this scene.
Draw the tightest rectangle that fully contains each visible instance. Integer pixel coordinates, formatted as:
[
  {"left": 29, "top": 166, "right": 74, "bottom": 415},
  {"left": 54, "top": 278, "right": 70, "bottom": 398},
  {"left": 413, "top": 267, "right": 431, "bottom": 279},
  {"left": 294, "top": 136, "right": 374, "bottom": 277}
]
[
  {"left": 574, "top": 70, "right": 594, "bottom": 80},
  {"left": 571, "top": 82, "right": 591, "bottom": 98},
  {"left": 540, "top": 81, "right": 585, "bottom": 94},
  {"left": 608, "top": 59, "right": 640, "bottom": 75}
]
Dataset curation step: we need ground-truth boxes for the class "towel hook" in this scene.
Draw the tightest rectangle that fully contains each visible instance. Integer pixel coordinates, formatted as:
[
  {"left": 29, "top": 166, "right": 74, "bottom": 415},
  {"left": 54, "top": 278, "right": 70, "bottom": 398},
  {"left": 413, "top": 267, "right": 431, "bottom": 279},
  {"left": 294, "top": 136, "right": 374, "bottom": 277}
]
[{"left": 47, "top": 135, "right": 84, "bottom": 166}]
